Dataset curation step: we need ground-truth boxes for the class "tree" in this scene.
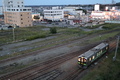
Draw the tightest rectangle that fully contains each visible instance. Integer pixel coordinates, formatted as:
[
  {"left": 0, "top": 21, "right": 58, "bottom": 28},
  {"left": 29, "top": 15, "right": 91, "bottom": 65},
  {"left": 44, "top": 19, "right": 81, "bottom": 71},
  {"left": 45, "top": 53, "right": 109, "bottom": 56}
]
[{"left": 50, "top": 27, "right": 57, "bottom": 34}]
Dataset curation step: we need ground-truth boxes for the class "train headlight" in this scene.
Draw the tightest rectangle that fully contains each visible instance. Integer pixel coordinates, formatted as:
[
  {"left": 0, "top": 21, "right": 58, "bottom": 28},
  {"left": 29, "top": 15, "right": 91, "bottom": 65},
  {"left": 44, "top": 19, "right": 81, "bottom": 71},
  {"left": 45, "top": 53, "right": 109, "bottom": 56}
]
[{"left": 78, "top": 58, "right": 80, "bottom": 61}]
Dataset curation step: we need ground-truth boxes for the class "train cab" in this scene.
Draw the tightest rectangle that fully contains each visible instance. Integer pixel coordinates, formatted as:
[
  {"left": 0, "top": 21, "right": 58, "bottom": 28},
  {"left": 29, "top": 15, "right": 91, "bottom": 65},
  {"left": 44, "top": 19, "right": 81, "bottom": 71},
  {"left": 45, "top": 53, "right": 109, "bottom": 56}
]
[{"left": 78, "top": 57, "right": 87, "bottom": 69}]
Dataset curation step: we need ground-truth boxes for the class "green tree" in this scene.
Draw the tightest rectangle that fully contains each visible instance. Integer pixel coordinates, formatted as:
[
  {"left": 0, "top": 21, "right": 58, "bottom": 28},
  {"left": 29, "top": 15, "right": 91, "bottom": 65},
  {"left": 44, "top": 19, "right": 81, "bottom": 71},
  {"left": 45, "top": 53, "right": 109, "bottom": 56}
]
[{"left": 50, "top": 27, "right": 57, "bottom": 34}]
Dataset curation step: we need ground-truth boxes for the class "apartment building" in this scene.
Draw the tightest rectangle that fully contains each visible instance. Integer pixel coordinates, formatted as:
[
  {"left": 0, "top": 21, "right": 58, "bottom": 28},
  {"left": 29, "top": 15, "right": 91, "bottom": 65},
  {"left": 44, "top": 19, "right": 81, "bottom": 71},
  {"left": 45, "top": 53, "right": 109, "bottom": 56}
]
[
  {"left": 44, "top": 7, "right": 64, "bottom": 21},
  {"left": 3, "top": 0, "right": 33, "bottom": 27}
]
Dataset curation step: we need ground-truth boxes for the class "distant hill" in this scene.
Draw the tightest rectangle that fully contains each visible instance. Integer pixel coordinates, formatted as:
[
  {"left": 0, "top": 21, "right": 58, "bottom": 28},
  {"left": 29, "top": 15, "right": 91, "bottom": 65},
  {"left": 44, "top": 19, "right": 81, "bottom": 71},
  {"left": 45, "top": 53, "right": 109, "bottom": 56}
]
[{"left": 25, "top": 5, "right": 66, "bottom": 7}]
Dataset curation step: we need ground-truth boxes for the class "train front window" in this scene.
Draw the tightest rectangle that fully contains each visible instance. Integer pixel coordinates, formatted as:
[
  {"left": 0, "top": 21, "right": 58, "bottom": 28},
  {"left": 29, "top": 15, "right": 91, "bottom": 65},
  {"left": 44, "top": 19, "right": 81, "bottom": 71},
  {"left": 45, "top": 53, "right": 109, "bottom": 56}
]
[
  {"left": 78, "top": 58, "right": 81, "bottom": 61},
  {"left": 81, "top": 58, "right": 83, "bottom": 62},
  {"left": 84, "top": 58, "right": 87, "bottom": 62}
]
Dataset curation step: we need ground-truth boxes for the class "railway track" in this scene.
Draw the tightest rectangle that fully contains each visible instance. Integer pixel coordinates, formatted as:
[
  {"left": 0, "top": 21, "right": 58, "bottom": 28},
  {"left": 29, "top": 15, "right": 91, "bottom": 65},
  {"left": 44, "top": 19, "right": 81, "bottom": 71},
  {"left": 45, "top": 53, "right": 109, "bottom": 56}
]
[
  {"left": 0, "top": 42, "right": 100, "bottom": 80},
  {"left": 32, "top": 69, "right": 63, "bottom": 80},
  {"left": 0, "top": 34, "right": 119, "bottom": 80},
  {"left": 63, "top": 40, "right": 117, "bottom": 80},
  {"left": 0, "top": 29, "right": 119, "bottom": 65},
  {"left": 0, "top": 40, "right": 116, "bottom": 80}
]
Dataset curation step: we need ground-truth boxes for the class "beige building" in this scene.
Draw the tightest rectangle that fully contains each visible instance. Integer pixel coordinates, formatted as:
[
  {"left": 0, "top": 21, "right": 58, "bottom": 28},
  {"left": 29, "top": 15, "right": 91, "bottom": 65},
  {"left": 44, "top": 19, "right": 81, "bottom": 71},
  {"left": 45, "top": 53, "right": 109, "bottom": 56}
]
[
  {"left": 3, "top": 0, "right": 33, "bottom": 27},
  {"left": 4, "top": 11, "right": 32, "bottom": 27}
]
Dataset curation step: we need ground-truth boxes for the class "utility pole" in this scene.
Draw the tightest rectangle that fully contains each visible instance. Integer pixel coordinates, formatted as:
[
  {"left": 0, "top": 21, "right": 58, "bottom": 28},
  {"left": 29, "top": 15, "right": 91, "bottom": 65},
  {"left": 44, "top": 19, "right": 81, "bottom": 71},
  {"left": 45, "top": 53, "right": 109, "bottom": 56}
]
[
  {"left": 78, "top": 13, "right": 81, "bottom": 29},
  {"left": 113, "top": 36, "right": 119, "bottom": 61},
  {"left": 12, "top": 24, "right": 15, "bottom": 41}
]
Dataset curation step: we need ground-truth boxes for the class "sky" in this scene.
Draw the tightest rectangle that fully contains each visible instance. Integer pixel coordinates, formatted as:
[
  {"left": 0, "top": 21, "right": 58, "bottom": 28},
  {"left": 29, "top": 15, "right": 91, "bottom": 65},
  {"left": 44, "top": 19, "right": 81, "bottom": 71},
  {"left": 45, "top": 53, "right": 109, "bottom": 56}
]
[{"left": 0, "top": 0, "right": 120, "bottom": 6}]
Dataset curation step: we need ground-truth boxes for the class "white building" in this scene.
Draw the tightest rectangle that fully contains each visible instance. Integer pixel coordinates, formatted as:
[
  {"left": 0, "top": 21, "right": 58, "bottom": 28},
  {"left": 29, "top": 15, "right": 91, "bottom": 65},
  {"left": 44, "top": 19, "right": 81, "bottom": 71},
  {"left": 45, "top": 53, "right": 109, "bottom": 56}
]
[
  {"left": 44, "top": 9, "right": 64, "bottom": 21},
  {"left": 0, "top": 6, "right": 3, "bottom": 15},
  {"left": 3, "top": 0, "right": 33, "bottom": 27},
  {"left": 91, "top": 10, "right": 120, "bottom": 20},
  {"left": 94, "top": 4, "right": 100, "bottom": 11},
  {"left": 63, "top": 6, "right": 83, "bottom": 15}
]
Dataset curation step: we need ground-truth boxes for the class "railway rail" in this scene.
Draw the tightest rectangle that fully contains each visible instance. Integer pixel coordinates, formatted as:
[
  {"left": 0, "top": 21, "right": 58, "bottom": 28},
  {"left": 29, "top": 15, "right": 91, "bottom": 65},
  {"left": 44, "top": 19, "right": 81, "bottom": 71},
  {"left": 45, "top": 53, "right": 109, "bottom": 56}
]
[
  {"left": 0, "top": 29, "right": 119, "bottom": 64},
  {"left": 0, "top": 42, "right": 100, "bottom": 80},
  {"left": 64, "top": 40, "right": 117, "bottom": 80},
  {"left": 0, "top": 34, "right": 119, "bottom": 80},
  {"left": 0, "top": 40, "right": 117, "bottom": 80}
]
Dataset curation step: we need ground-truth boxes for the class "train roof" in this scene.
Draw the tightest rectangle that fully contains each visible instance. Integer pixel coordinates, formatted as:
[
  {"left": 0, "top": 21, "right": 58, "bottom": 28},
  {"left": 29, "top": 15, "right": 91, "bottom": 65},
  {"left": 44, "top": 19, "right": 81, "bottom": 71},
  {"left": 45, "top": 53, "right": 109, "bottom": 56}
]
[{"left": 78, "top": 43, "right": 108, "bottom": 59}]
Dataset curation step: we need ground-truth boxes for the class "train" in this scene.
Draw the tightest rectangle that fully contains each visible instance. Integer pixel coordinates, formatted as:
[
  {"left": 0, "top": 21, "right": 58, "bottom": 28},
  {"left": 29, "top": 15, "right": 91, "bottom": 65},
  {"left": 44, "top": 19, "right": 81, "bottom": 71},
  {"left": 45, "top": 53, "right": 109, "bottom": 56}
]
[{"left": 78, "top": 42, "right": 109, "bottom": 69}]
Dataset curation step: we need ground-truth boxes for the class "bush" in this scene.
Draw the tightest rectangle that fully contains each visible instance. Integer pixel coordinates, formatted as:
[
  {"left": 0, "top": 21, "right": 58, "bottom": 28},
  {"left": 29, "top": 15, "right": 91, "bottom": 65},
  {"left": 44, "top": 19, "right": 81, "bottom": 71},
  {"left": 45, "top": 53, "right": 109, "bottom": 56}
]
[
  {"left": 26, "top": 34, "right": 46, "bottom": 41},
  {"left": 50, "top": 27, "right": 57, "bottom": 34}
]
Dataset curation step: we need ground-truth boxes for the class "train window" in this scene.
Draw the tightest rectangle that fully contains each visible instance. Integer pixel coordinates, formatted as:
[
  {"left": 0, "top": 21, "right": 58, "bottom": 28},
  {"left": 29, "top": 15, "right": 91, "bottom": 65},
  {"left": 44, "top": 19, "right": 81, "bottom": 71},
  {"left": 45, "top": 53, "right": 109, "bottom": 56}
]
[
  {"left": 89, "top": 58, "right": 91, "bottom": 61},
  {"left": 97, "top": 53, "right": 99, "bottom": 56},
  {"left": 106, "top": 47, "right": 108, "bottom": 50},
  {"left": 92, "top": 56, "right": 95, "bottom": 59},
  {"left": 99, "top": 52, "right": 101, "bottom": 55}
]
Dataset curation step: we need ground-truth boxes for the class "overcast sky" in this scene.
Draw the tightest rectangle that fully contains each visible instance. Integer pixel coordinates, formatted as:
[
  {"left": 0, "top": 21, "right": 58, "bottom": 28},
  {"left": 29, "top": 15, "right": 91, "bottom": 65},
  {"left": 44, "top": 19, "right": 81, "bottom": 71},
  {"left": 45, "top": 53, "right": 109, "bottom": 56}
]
[{"left": 0, "top": 0, "right": 120, "bottom": 6}]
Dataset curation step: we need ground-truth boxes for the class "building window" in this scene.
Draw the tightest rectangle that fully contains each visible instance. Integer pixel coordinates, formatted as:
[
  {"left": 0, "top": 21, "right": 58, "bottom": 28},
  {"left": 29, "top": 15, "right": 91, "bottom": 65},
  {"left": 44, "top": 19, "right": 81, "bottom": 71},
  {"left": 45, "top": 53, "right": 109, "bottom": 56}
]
[
  {"left": 23, "top": 9, "right": 26, "bottom": 11},
  {"left": 21, "top": 18, "right": 23, "bottom": 20},
  {"left": 21, "top": 14, "right": 22, "bottom": 16},
  {"left": 21, "top": 22, "right": 23, "bottom": 24},
  {"left": 18, "top": 5, "right": 20, "bottom": 7}
]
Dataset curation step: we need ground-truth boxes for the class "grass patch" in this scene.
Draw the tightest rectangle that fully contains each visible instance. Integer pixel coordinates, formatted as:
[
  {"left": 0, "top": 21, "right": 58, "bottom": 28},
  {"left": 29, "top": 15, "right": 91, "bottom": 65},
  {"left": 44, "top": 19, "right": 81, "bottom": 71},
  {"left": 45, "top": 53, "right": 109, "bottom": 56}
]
[
  {"left": 85, "top": 24, "right": 103, "bottom": 29},
  {"left": 102, "top": 23, "right": 120, "bottom": 30},
  {"left": 0, "top": 34, "right": 79, "bottom": 60},
  {"left": 89, "top": 31, "right": 120, "bottom": 42}
]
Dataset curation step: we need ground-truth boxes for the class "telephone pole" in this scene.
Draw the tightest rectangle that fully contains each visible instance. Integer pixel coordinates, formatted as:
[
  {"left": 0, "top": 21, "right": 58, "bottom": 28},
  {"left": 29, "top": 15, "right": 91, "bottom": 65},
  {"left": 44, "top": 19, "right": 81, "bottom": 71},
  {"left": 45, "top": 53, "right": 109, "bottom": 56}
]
[{"left": 113, "top": 36, "right": 119, "bottom": 61}]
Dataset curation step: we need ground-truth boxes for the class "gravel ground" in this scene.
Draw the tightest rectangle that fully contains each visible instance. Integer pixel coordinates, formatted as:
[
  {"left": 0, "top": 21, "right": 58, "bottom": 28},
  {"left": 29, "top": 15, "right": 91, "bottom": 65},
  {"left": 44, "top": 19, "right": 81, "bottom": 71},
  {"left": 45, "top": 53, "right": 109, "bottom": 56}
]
[
  {"left": 0, "top": 36, "right": 56, "bottom": 56},
  {"left": 0, "top": 33, "right": 97, "bottom": 67}
]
